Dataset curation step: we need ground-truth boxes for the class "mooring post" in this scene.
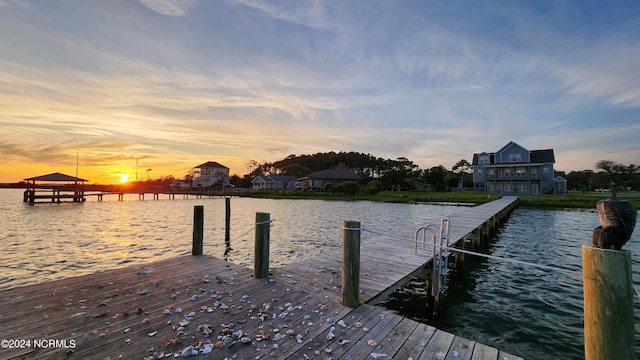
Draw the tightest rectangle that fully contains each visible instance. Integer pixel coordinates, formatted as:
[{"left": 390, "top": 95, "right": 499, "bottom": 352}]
[
  {"left": 254, "top": 212, "right": 270, "bottom": 278},
  {"left": 582, "top": 245, "right": 634, "bottom": 360},
  {"left": 342, "top": 220, "right": 361, "bottom": 308},
  {"left": 192, "top": 205, "right": 204, "bottom": 255},
  {"left": 225, "top": 197, "right": 231, "bottom": 249}
]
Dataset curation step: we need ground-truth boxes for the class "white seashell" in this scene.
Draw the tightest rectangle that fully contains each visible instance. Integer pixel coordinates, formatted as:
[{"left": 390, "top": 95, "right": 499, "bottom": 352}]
[
  {"left": 240, "top": 336, "right": 251, "bottom": 344},
  {"left": 296, "top": 334, "right": 304, "bottom": 343},
  {"left": 164, "top": 308, "right": 172, "bottom": 315},
  {"left": 363, "top": 327, "right": 370, "bottom": 332},
  {"left": 354, "top": 321, "right": 362, "bottom": 327},
  {"left": 148, "top": 330, "right": 158, "bottom": 337},
  {"left": 124, "top": 328, "right": 131, "bottom": 333},
  {"left": 370, "top": 353, "right": 388, "bottom": 359},
  {"left": 338, "top": 320, "right": 347, "bottom": 328},
  {"left": 326, "top": 331, "right": 335, "bottom": 340},
  {"left": 186, "top": 312, "right": 196, "bottom": 318},
  {"left": 324, "top": 347, "right": 332, "bottom": 353},
  {"left": 200, "top": 345, "right": 213, "bottom": 354},
  {"left": 175, "top": 307, "right": 183, "bottom": 314},
  {"left": 338, "top": 339, "right": 350, "bottom": 346},
  {"left": 179, "top": 320, "right": 190, "bottom": 326}
]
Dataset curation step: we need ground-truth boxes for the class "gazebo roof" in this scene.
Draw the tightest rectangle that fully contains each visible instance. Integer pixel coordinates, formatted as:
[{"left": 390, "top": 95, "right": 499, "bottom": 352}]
[{"left": 24, "top": 172, "right": 88, "bottom": 182}]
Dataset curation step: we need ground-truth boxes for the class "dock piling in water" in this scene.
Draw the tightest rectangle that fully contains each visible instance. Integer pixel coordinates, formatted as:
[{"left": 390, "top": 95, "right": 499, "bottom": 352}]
[{"left": 582, "top": 246, "right": 635, "bottom": 360}]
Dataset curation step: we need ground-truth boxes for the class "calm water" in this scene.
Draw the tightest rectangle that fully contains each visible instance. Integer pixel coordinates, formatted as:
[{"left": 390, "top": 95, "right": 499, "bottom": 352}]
[
  {"left": 0, "top": 189, "right": 449, "bottom": 289},
  {"left": 381, "top": 207, "right": 640, "bottom": 360},
  {"left": 2, "top": 189, "right": 639, "bottom": 359}
]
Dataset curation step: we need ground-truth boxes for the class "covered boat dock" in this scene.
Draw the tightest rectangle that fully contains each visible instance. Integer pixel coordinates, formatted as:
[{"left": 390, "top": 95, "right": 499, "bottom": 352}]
[{"left": 23, "top": 172, "right": 87, "bottom": 204}]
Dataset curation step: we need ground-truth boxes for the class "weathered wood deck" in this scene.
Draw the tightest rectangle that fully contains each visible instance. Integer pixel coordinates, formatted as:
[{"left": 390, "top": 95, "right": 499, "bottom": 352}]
[{"left": 1, "top": 196, "right": 522, "bottom": 359}]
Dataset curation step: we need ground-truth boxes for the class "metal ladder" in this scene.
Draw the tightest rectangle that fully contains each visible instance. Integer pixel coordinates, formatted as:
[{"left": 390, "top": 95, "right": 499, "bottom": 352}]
[{"left": 414, "top": 217, "right": 452, "bottom": 307}]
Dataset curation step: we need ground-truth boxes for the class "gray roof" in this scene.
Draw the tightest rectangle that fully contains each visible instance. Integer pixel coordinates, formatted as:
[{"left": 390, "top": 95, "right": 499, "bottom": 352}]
[
  {"left": 308, "top": 169, "right": 361, "bottom": 180},
  {"left": 24, "top": 172, "right": 88, "bottom": 182}
]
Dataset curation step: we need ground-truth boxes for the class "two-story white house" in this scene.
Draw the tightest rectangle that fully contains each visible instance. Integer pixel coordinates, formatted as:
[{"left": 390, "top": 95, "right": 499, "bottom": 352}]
[
  {"left": 472, "top": 141, "right": 566, "bottom": 195},
  {"left": 193, "top": 161, "right": 230, "bottom": 188}
]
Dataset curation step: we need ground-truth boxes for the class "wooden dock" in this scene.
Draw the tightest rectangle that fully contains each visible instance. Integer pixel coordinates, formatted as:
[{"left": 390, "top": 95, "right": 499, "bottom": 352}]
[{"left": 1, "top": 197, "right": 522, "bottom": 359}]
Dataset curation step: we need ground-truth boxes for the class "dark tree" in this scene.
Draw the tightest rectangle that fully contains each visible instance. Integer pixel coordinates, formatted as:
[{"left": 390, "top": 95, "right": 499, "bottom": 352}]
[{"left": 595, "top": 160, "right": 640, "bottom": 198}]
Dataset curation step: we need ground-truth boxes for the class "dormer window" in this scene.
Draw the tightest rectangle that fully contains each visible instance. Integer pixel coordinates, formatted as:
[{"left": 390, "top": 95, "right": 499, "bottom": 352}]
[
  {"left": 509, "top": 154, "right": 521, "bottom": 162},
  {"left": 479, "top": 155, "right": 490, "bottom": 164}
]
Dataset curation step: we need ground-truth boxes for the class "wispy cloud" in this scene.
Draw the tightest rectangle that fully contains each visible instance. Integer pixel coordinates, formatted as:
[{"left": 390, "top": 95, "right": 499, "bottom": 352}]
[{"left": 139, "top": 0, "right": 197, "bottom": 16}]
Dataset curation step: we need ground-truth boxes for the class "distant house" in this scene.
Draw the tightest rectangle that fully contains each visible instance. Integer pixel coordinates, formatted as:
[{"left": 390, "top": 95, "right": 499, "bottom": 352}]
[
  {"left": 193, "top": 161, "right": 229, "bottom": 188},
  {"left": 301, "top": 169, "right": 362, "bottom": 190},
  {"left": 251, "top": 174, "right": 302, "bottom": 190},
  {"left": 472, "top": 141, "right": 565, "bottom": 195}
]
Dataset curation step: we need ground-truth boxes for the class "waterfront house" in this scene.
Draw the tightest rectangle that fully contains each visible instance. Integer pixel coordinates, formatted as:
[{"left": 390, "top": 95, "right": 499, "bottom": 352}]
[
  {"left": 472, "top": 141, "right": 565, "bottom": 195},
  {"left": 251, "top": 174, "right": 302, "bottom": 190},
  {"left": 300, "top": 169, "right": 362, "bottom": 190},
  {"left": 193, "top": 161, "right": 229, "bottom": 188}
]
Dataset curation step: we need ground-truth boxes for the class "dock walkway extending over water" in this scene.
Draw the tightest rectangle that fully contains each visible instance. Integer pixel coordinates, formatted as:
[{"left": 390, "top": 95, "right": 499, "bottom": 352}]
[{"left": 1, "top": 196, "right": 521, "bottom": 359}]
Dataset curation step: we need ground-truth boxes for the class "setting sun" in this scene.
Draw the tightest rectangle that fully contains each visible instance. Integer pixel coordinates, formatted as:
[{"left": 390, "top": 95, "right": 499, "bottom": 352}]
[{"left": 118, "top": 173, "right": 129, "bottom": 183}]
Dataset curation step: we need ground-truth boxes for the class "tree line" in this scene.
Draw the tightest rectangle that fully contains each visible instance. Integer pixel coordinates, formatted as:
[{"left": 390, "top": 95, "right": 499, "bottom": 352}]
[
  {"left": 233, "top": 151, "right": 639, "bottom": 194},
  {"left": 234, "top": 151, "right": 472, "bottom": 191}
]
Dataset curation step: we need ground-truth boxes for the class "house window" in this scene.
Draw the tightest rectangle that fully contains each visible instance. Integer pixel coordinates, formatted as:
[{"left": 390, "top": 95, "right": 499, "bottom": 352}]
[
  {"left": 488, "top": 183, "right": 494, "bottom": 192},
  {"left": 543, "top": 167, "right": 550, "bottom": 174},
  {"left": 516, "top": 167, "right": 526, "bottom": 176},
  {"left": 477, "top": 169, "right": 482, "bottom": 177},
  {"left": 503, "top": 183, "right": 511, "bottom": 192},
  {"left": 509, "top": 154, "right": 521, "bottom": 162},
  {"left": 503, "top": 168, "right": 512, "bottom": 177},
  {"left": 479, "top": 155, "right": 490, "bottom": 164},
  {"left": 517, "top": 183, "right": 527, "bottom": 192},
  {"left": 488, "top": 168, "right": 494, "bottom": 176}
]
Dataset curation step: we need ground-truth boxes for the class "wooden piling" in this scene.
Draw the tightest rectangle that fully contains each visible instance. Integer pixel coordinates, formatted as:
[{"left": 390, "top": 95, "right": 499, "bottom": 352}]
[
  {"left": 225, "top": 198, "right": 231, "bottom": 247},
  {"left": 342, "top": 220, "right": 361, "bottom": 308},
  {"left": 582, "top": 245, "right": 634, "bottom": 360},
  {"left": 254, "top": 212, "right": 270, "bottom": 278},
  {"left": 192, "top": 205, "right": 204, "bottom": 255}
]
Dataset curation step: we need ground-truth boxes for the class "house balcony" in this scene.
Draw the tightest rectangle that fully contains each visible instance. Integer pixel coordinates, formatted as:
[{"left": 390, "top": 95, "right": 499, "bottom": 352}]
[{"left": 485, "top": 174, "right": 539, "bottom": 180}]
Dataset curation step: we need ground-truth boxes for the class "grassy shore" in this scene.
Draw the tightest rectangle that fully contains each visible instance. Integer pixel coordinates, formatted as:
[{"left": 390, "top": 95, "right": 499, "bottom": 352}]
[{"left": 246, "top": 190, "right": 640, "bottom": 210}]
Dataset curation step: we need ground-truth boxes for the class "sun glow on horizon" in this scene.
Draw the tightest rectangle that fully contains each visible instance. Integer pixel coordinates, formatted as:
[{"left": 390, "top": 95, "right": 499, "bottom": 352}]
[{"left": 118, "top": 173, "right": 129, "bottom": 183}]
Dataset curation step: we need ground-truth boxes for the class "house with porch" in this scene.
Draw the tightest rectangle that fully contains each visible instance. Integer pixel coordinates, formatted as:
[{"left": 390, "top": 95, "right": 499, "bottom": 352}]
[
  {"left": 193, "top": 161, "right": 229, "bottom": 188},
  {"left": 472, "top": 141, "right": 565, "bottom": 195},
  {"left": 300, "top": 169, "right": 362, "bottom": 190},
  {"left": 251, "top": 174, "right": 302, "bottom": 190}
]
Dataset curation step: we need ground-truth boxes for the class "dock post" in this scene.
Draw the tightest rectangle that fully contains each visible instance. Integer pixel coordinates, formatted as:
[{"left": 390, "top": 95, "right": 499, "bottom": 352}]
[
  {"left": 254, "top": 212, "right": 270, "bottom": 278},
  {"left": 224, "top": 198, "right": 231, "bottom": 260},
  {"left": 342, "top": 221, "right": 361, "bottom": 308},
  {"left": 582, "top": 245, "right": 634, "bottom": 360},
  {"left": 192, "top": 205, "right": 204, "bottom": 255}
]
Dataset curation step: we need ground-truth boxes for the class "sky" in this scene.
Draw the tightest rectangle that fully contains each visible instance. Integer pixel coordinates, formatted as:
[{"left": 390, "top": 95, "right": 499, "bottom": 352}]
[{"left": 1, "top": 0, "right": 639, "bottom": 184}]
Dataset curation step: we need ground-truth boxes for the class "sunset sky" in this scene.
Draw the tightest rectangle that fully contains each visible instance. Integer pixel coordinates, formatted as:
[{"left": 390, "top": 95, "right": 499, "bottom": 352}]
[{"left": 1, "top": 0, "right": 639, "bottom": 184}]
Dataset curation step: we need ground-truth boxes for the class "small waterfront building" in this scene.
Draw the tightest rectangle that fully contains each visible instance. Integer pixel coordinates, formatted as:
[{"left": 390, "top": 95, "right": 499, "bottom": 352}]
[
  {"left": 300, "top": 169, "right": 362, "bottom": 190},
  {"left": 251, "top": 174, "right": 302, "bottom": 190},
  {"left": 472, "top": 141, "right": 563, "bottom": 195},
  {"left": 23, "top": 172, "right": 87, "bottom": 204},
  {"left": 192, "top": 161, "right": 229, "bottom": 188}
]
